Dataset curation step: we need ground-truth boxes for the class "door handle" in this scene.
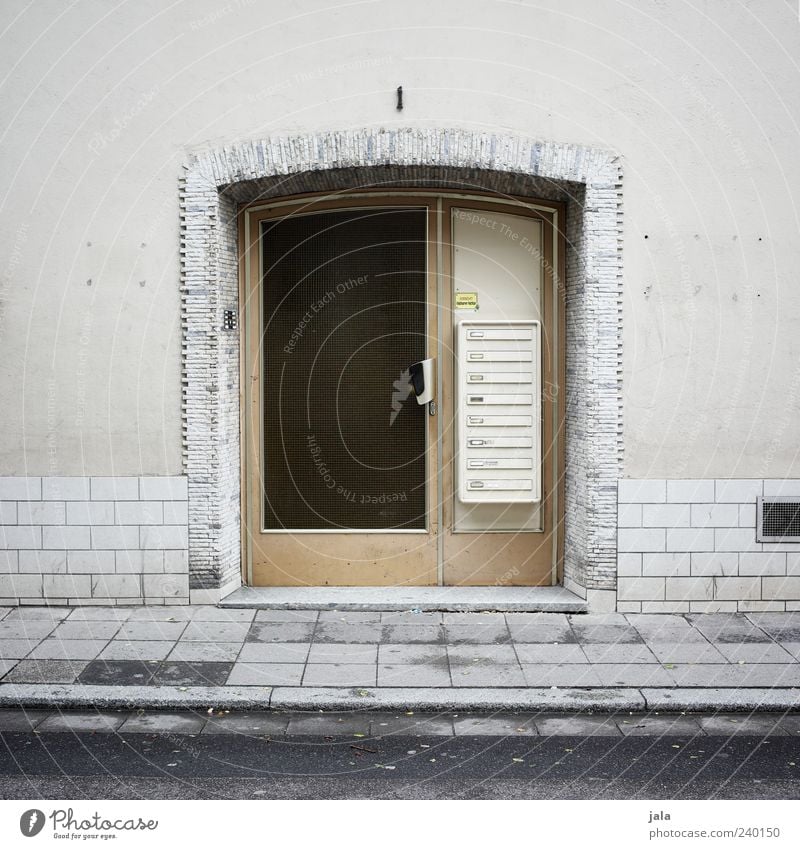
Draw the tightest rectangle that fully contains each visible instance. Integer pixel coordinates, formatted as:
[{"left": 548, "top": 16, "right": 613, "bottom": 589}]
[{"left": 408, "top": 358, "right": 436, "bottom": 405}]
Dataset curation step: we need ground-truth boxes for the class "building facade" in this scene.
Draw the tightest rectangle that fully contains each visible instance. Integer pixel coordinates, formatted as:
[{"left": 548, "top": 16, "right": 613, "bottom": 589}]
[{"left": 1, "top": 0, "right": 799, "bottom": 612}]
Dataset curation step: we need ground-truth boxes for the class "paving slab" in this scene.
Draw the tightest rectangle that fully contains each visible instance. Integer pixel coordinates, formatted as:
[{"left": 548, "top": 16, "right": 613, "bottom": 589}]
[
  {"left": 66, "top": 608, "right": 133, "bottom": 622},
  {"left": 50, "top": 621, "right": 123, "bottom": 640},
  {"left": 616, "top": 715, "right": 705, "bottom": 736},
  {"left": 0, "top": 639, "right": 42, "bottom": 659},
  {"left": 687, "top": 613, "right": 770, "bottom": 643},
  {"left": 312, "top": 623, "right": 384, "bottom": 643},
  {"left": 201, "top": 712, "right": 290, "bottom": 736},
  {"left": 521, "top": 664, "right": 602, "bottom": 687},
  {"left": 285, "top": 712, "right": 372, "bottom": 735},
  {"left": 381, "top": 624, "right": 445, "bottom": 644},
  {"left": 253, "top": 610, "right": 319, "bottom": 623},
  {"left": 37, "top": 711, "right": 127, "bottom": 733},
  {"left": 443, "top": 623, "right": 511, "bottom": 644},
  {"left": 167, "top": 642, "right": 242, "bottom": 662},
  {"left": 666, "top": 664, "right": 800, "bottom": 687},
  {"left": 179, "top": 621, "right": 251, "bottom": 642},
  {"left": 452, "top": 714, "right": 538, "bottom": 736},
  {"left": 0, "top": 621, "right": 58, "bottom": 639},
  {"left": 642, "top": 688, "right": 800, "bottom": 712},
  {"left": 126, "top": 608, "right": 195, "bottom": 622},
  {"left": 98, "top": 641, "right": 176, "bottom": 661},
  {"left": 569, "top": 621, "right": 643, "bottom": 645},
  {"left": 4, "top": 659, "right": 88, "bottom": 684},
  {"left": 78, "top": 660, "right": 157, "bottom": 685},
  {"left": 28, "top": 639, "right": 107, "bottom": 660},
  {"left": 646, "top": 643, "right": 728, "bottom": 664},
  {"left": 226, "top": 663, "right": 304, "bottom": 686},
  {"left": 591, "top": 665, "right": 676, "bottom": 687},
  {"left": 117, "top": 621, "right": 188, "bottom": 641},
  {"left": 697, "top": 714, "right": 789, "bottom": 736},
  {"left": 302, "top": 664, "right": 377, "bottom": 687},
  {"left": 152, "top": 662, "right": 233, "bottom": 687},
  {"left": 0, "top": 659, "right": 16, "bottom": 677},
  {"left": 118, "top": 711, "right": 207, "bottom": 734},
  {"left": 378, "top": 664, "right": 451, "bottom": 687},
  {"left": 237, "top": 642, "right": 311, "bottom": 663},
  {"left": 306, "top": 643, "right": 378, "bottom": 664},
  {"left": 580, "top": 644, "right": 659, "bottom": 664},
  {"left": 2, "top": 608, "right": 69, "bottom": 622},
  {"left": 448, "top": 644, "right": 518, "bottom": 665},
  {"left": 317, "top": 611, "right": 382, "bottom": 623},
  {"left": 713, "top": 643, "right": 796, "bottom": 663},
  {"left": 190, "top": 607, "right": 255, "bottom": 623},
  {"left": 0, "top": 708, "right": 51, "bottom": 730},
  {"left": 246, "top": 622, "right": 316, "bottom": 643},
  {"left": 378, "top": 644, "right": 449, "bottom": 664},
  {"left": 535, "top": 714, "right": 622, "bottom": 736},
  {"left": 380, "top": 612, "right": 442, "bottom": 624},
  {"left": 451, "top": 664, "right": 526, "bottom": 687},
  {"left": 369, "top": 714, "right": 456, "bottom": 736},
  {"left": 511, "top": 644, "right": 589, "bottom": 664}
]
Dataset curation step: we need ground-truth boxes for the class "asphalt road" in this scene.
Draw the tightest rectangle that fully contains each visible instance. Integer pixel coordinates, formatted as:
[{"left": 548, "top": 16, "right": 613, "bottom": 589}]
[{"left": 1, "top": 731, "right": 799, "bottom": 799}]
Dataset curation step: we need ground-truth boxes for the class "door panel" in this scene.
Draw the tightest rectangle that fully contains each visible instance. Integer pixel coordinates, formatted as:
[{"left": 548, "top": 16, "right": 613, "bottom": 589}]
[{"left": 242, "top": 195, "right": 563, "bottom": 587}]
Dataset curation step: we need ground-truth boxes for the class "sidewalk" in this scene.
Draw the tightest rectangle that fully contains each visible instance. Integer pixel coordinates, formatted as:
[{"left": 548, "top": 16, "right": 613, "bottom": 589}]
[{"left": 1, "top": 607, "right": 799, "bottom": 712}]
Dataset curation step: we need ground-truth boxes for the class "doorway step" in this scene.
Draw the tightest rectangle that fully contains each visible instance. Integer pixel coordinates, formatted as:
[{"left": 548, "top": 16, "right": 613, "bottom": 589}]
[{"left": 219, "top": 585, "right": 586, "bottom": 613}]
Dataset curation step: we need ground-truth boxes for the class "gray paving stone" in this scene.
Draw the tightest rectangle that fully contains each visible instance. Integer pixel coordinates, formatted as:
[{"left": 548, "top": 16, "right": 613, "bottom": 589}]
[
  {"left": 448, "top": 644, "right": 518, "bottom": 665},
  {"left": 286, "top": 712, "right": 372, "bottom": 735},
  {"left": 616, "top": 715, "right": 705, "bottom": 736},
  {"left": 50, "top": 621, "right": 122, "bottom": 641},
  {"left": 167, "top": 642, "right": 242, "bottom": 662},
  {"left": 521, "top": 664, "right": 602, "bottom": 687},
  {"left": 452, "top": 714, "right": 538, "bottom": 736},
  {"left": 317, "top": 611, "right": 381, "bottom": 623},
  {"left": 117, "top": 621, "right": 188, "bottom": 641},
  {"left": 378, "top": 644, "right": 449, "bottom": 664},
  {"left": 67, "top": 608, "right": 133, "bottom": 621},
  {"left": 237, "top": 642, "right": 311, "bottom": 663},
  {"left": 0, "top": 659, "right": 16, "bottom": 676},
  {"left": 777, "top": 715, "right": 800, "bottom": 735},
  {"left": 581, "top": 644, "right": 659, "bottom": 664},
  {"left": 0, "top": 639, "right": 42, "bottom": 659},
  {"left": 28, "top": 639, "right": 106, "bottom": 660},
  {"left": 626, "top": 614, "right": 704, "bottom": 642},
  {"left": 535, "top": 714, "right": 622, "bottom": 736},
  {"left": 302, "top": 664, "right": 377, "bottom": 687},
  {"left": 0, "top": 709, "right": 52, "bottom": 730},
  {"left": 227, "top": 663, "right": 304, "bottom": 686},
  {"left": 514, "top": 644, "right": 588, "bottom": 664},
  {"left": 780, "top": 642, "right": 800, "bottom": 660},
  {"left": 254, "top": 610, "right": 319, "bottom": 623},
  {"left": 126, "top": 608, "right": 195, "bottom": 621},
  {"left": 98, "top": 641, "right": 176, "bottom": 661},
  {"left": 506, "top": 622, "right": 577, "bottom": 643},
  {"left": 687, "top": 613, "right": 770, "bottom": 643},
  {"left": 4, "top": 659, "right": 88, "bottom": 683},
  {"left": 190, "top": 607, "right": 255, "bottom": 623},
  {"left": 37, "top": 711, "right": 127, "bottom": 733},
  {"left": 202, "top": 712, "right": 290, "bottom": 736},
  {"left": 3, "top": 608, "right": 70, "bottom": 622},
  {"left": 570, "top": 621, "right": 643, "bottom": 645},
  {"left": 370, "top": 714, "right": 455, "bottom": 735},
  {"left": 452, "top": 664, "right": 525, "bottom": 687},
  {"left": 378, "top": 664, "right": 451, "bottom": 686},
  {"left": 118, "top": 711, "right": 206, "bottom": 734},
  {"left": 179, "top": 621, "right": 250, "bottom": 642},
  {"left": 247, "top": 622, "right": 316, "bottom": 643},
  {"left": 0, "top": 608, "right": 10, "bottom": 621},
  {"left": 307, "top": 643, "right": 378, "bottom": 664},
  {"left": 647, "top": 643, "right": 728, "bottom": 664},
  {"left": 714, "top": 643, "right": 797, "bottom": 664},
  {"left": 745, "top": 612, "right": 800, "bottom": 642},
  {"left": 0, "top": 621, "right": 59, "bottom": 639},
  {"left": 637, "top": 628, "right": 709, "bottom": 644},
  {"left": 442, "top": 623, "right": 510, "bottom": 644},
  {"left": 152, "top": 662, "right": 233, "bottom": 686},
  {"left": 667, "top": 664, "right": 800, "bottom": 687},
  {"left": 380, "top": 612, "right": 442, "bottom": 624},
  {"left": 698, "top": 714, "right": 788, "bottom": 736},
  {"left": 442, "top": 613, "right": 506, "bottom": 624},
  {"left": 381, "top": 624, "right": 445, "bottom": 643},
  {"left": 78, "top": 660, "right": 157, "bottom": 685},
  {"left": 591, "top": 665, "right": 675, "bottom": 687},
  {"left": 313, "top": 623, "right": 383, "bottom": 643}
]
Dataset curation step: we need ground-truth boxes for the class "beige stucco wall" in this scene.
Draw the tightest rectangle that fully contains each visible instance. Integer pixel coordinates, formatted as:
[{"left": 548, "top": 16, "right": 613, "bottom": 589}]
[{"left": 1, "top": 0, "right": 798, "bottom": 478}]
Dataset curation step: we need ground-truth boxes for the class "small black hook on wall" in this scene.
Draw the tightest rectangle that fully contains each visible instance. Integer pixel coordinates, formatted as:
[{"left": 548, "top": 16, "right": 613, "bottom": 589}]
[{"left": 396, "top": 86, "right": 403, "bottom": 111}]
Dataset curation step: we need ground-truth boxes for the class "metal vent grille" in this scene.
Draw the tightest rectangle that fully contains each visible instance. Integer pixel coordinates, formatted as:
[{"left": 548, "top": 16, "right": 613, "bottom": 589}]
[{"left": 757, "top": 496, "right": 800, "bottom": 542}]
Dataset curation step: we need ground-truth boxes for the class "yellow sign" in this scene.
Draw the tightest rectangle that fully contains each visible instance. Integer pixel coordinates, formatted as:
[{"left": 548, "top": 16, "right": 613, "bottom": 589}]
[{"left": 454, "top": 292, "right": 478, "bottom": 310}]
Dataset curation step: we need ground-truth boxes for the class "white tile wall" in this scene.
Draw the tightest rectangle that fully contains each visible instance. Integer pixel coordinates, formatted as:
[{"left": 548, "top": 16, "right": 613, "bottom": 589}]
[
  {"left": 617, "top": 479, "right": 800, "bottom": 612},
  {"left": 0, "top": 475, "right": 189, "bottom": 605}
]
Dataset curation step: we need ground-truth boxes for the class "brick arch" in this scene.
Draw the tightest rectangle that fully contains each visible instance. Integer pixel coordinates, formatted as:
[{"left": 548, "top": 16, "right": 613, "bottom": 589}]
[{"left": 180, "top": 128, "right": 623, "bottom": 604}]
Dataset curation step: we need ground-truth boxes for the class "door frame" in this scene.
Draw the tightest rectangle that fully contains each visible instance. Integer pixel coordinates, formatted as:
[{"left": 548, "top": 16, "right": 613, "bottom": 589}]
[{"left": 238, "top": 189, "right": 566, "bottom": 587}]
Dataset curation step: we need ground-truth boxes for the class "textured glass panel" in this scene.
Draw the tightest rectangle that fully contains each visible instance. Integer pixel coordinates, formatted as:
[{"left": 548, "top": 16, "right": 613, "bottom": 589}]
[{"left": 261, "top": 208, "right": 427, "bottom": 530}]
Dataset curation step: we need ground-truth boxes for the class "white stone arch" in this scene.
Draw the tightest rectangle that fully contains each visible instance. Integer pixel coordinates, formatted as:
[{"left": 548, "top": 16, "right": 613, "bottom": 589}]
[{"left": 180, "top": 128, "right": 623, "bottom": 604}]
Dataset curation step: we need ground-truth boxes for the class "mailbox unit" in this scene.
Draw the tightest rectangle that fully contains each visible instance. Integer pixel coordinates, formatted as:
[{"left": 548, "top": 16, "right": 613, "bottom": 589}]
[{"left": 456, "top": 320, "right": 542, "bottom": 504}]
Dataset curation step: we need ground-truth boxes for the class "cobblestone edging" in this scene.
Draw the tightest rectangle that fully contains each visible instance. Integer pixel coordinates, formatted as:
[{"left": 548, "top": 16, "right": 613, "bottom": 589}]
[
  {"left": 180, "top": 128, "right": 624, "bottom": 599},
  {"left": 0, "top": 476, "right": 189, "bottom": 605},
  {"left": 617, "top": 479, "right": 800, "bottom": 612}
]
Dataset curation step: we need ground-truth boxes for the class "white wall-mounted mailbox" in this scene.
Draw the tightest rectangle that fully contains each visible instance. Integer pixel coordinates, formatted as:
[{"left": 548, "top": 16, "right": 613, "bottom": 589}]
[{"left": 457, "top": 320, "right": 541, "bottom": 504}]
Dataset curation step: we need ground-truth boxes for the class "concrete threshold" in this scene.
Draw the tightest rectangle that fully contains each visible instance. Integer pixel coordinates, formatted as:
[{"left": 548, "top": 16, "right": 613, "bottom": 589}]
[
  {"left": 220, "top": 585, "right": 588, "bottom": 613},
  {"left": 2, "top": 684, "right": 798, "bottom": 713}
]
